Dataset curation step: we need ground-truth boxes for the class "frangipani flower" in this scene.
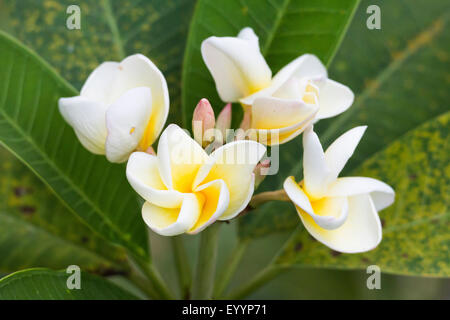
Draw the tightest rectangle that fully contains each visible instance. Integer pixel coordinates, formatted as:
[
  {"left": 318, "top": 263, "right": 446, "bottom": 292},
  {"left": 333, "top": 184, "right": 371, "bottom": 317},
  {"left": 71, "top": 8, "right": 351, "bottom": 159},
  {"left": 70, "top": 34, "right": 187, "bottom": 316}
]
[
  {"left": 283, "top": 126, "right": 395, "bottom": 253},
  {"left": 59, "top": 54, "right": 169, "bottom": 163},
  {"left": 126, "top": 124, "right": 266, "bottom": 236},
  {"left": 201, "top": 27, "right": 354, "bottom": 145}
]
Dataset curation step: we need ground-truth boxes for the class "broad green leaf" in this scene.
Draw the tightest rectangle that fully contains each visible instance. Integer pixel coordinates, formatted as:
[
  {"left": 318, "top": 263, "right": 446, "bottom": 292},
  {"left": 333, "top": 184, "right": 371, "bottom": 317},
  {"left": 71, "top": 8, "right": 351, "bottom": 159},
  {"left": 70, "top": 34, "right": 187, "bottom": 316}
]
[
  {"left": 239, "top": 0, "right": 450, "bottom": 238},
  {"left": 181, "top": 0, "right": 360, "bottom": 126},
  {"left": 0, "top": 0, "right": 196, "bottom": 124},
  {"left": 0, "top": 268, "right": 138, "bottom": 299},
  {"left": 0, "top": 31, "right": 147, "bottom": 257},
  {"left": 275, "top": 112, "right": 450, "bottom": 277},
  {"left": 0, "top": 146, "right": 128, "bottom": 274}
]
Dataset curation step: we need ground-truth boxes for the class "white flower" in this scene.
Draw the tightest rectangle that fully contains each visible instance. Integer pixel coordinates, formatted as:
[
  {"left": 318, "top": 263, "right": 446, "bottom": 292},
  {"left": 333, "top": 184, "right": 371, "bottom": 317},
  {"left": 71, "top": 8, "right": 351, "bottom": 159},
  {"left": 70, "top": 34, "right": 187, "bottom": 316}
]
[
  {"left": 283, "top": 126, "right": 395, "bottom": 253},
  {"left": 201, "top": 27, "right": 354, "bottom": 145},
  {"left": 59, "top": 54, "right": 169, "bottom": 163},
  {"left": 126, "top": 124, "right": 266, "bottom": 236}
]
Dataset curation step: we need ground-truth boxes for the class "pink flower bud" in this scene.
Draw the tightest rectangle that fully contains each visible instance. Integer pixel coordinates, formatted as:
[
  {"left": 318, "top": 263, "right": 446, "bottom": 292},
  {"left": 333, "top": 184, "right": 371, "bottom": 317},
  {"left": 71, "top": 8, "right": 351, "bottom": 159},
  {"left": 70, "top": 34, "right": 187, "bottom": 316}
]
[
  {"left": 216, "top": 103, "right": 232, "bottom": 140},
  {"left": 254, "top": 159, "right": 271, "bottom": 188},
  {"left": 192, "top": 98, "right": 215, "bottom": 145},
  {"left": 239, "top": 108, "right": 251, "bottom": 131}
]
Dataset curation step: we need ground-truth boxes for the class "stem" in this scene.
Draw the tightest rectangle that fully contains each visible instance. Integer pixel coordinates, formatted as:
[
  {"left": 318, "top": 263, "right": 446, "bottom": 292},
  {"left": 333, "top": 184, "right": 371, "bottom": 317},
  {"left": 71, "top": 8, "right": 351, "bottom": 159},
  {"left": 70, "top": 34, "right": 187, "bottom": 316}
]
[
  {"left": 224, "top": 228, "right": 299, "bottom": 299},
  {"left": 249, "top": 189, "right": 289, "bottom": 208},
  {"left": 128, "top": 267, "right": 159, "bottom": 299},
  {"left": 171, "top": 236, "right": 192, "bottom": 299},
  {"left": 214, "top": 239, "right": 249, "bottom": 298},
  {"left": 191, "top": 223, "right": 221, "bottom": 299},
  {"left": 129, "top": 253, "right": 175, "bottom": 300},
  {"left": 225, "top": 265, "right": 284, "bottom": 300}
]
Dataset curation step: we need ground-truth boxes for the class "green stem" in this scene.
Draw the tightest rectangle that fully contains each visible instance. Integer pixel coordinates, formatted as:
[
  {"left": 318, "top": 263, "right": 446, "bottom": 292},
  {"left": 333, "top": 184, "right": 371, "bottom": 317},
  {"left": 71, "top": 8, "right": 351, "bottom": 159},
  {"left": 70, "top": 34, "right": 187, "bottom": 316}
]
[
  {"left": 214, "top": 239, "right": 249, "bottom": 298},
  {"left": 249, "top": 189, "right": 289, "bottom": 208},
  {"left": 128, "top": 267, "right": 159, "bottom": 299},
  {"left": 225, "top": 265, "right": 284, "bottom": 300},
  {"left": 129, "top": 253, "right": 175, "bottom": 300},
  {"left": 171, "top": 236, "right": 192, "bottom": 299},
  {"left": 224, "top": 228, "right": 299, "bottom": 299},
  {"left": 191, "top": 223, "right": 221, "bottom": 299}
]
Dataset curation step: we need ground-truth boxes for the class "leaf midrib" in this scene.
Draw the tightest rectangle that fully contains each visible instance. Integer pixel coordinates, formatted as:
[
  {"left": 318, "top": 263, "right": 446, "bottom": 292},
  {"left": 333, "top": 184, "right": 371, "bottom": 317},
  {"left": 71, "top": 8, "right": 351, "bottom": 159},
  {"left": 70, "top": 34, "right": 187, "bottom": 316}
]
[{"left": 101, "top": 0, "right": 126, "bottom": 60}]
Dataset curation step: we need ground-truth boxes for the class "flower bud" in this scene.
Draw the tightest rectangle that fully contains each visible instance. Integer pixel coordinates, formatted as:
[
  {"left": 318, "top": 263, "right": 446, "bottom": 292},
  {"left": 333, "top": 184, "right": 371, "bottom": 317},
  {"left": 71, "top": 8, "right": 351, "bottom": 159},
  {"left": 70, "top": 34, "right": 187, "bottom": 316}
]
[
  {"left": 216, "top": 103, "right": 232, "bottom": 140},
  {"left": 192, "top": 98, "right": 215, "bottom": 146},
  {"left": 239, "top": 108, "right": 251, "bottom": 131},
  {"left": 254, "top": 159, "right": 271, "bottom": 188}
]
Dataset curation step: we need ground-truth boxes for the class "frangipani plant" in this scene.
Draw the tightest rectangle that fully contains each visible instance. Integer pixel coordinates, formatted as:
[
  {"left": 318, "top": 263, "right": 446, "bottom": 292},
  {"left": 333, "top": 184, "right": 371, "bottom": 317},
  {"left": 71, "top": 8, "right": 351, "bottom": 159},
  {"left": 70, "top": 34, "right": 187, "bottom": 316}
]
[{"left": 0, "top": 0, "right": 447, "bottom": 302}]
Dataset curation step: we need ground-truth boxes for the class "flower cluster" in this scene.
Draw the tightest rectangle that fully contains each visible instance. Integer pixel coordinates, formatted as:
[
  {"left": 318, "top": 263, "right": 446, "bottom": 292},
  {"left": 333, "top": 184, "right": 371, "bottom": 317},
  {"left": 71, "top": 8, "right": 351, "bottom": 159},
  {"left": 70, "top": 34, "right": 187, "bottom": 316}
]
[{"left": 59, "top": 27, "right": 394, "bottom": 253}]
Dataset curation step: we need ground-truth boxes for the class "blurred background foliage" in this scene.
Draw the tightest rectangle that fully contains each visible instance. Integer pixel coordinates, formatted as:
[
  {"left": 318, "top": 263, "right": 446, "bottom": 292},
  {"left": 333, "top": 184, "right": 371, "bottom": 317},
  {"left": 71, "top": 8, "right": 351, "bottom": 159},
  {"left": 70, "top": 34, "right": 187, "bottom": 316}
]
[{"left": 0, "top": 0, "right": 448, "bottom": 299}]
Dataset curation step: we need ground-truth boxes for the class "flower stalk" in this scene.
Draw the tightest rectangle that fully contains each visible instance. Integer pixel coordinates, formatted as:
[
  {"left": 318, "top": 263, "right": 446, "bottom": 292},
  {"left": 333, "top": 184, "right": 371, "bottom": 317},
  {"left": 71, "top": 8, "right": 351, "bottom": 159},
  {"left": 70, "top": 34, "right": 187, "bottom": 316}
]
[
  {"left": 192, "top": 223, "right": 221, "bottom": 299},
  {"left": 171, "top": 236, "right": 192, "bottom": 299},
  {"left": 213, "top": 239, "right": 249, "bottom": 298}
]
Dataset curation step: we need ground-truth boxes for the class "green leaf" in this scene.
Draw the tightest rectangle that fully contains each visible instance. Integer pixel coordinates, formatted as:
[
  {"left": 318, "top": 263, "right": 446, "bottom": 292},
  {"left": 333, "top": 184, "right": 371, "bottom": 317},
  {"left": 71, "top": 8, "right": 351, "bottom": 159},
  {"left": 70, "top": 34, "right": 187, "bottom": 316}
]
[
  {"left": 0, "top": 0, "right": 197, "bottom": 260},
  {"left": 181, "top": 0, "right": 360, "bottom": 126},
  {"left": 0, "top": 268, "right": 138, "bottom": 299},
  {"left": 275, "top": 112, "right": 450, "bottom": 277},
  {"left": 0, "top": 0, "right": 196, "bottom": 125},
  {"left": 239, "top": 0, "right": 450, "bottom": 238},
  {"left": 0, "top": 31, "right": 147, "bottom": 257},
  {"left": 0, "top": 146, "right": 128, "bottom": 274}
]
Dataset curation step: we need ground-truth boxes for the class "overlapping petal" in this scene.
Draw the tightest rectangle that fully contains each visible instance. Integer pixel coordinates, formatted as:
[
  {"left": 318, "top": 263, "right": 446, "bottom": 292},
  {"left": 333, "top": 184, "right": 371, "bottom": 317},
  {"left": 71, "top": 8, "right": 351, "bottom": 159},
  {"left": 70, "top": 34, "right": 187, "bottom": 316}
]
[
  {"left": 299, "top": 194, "right": 382, "bottom": 253},
  {"left": 126, "top": 152, "right": 184, "bottom": 208},
  {"left": 105, "top": 87, "right": 153, "bottom": 163},
  {"left": 195, "top": 140, "right": 266, "bottom": 220},
  {"left": 157, "top": 124, "right": 210, "bottom": 192},
  {"left": 142, "top": 193, "right": 204, "bottom": 236},
  {"left": 58, "top": 96, "right": 108, "bottom": 155}
]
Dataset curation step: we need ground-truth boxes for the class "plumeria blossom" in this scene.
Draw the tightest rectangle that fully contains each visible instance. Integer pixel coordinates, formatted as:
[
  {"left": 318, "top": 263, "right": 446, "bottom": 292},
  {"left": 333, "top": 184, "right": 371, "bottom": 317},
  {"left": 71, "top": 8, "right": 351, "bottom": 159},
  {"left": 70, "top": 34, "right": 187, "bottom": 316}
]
[
  {"left": 283, "top": 126, "right": 395, "bottom": 253},
  {"left": 59, "top": 54, "right": 169, "bottom": 163},
  {"left": 126, "top": 124, "right": 266, "bottom": 236},
  {"left": 201, "top": 27, "right": 354, "bottom": 145}
]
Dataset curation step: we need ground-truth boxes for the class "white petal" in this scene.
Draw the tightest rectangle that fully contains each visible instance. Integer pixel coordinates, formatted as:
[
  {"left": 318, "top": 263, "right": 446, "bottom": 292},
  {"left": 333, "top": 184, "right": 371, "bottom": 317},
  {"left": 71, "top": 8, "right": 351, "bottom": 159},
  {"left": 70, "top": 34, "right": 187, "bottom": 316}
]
[
  {"left": 58, "top": 96, "right": 108, "bottom": 154},
  {"left": 302, "top": 126, "right": 331, "bottom": 198},
  {"left": 251, "top": 97, "right": 317, "bottom": 130},
  {"left": 201, "top": 35, "right": 272, "bottom": 102},
  {"left": 272, "top": 54, "right": 327, "bottom": 92},
  {"left": 316, "top": 79, "right": 354, "bottom": 120},
  {"left": 283, "top": 176, "right": 314, "bottom": 215},
  {"left": 113, "top": 54, "right": 169, "bottom": 148},
  {"left": 251, "top": 97, "right": 318, "bottom": 145},
  {"left": 142, "top": 193, "right": 203, "bottom": 236},
  {"left": 105, "top": 87, "right": 152, "bottom": 163},
  {"left": 205, "top": 140, "right": 266, "bottom": 219},
  {"left": 188, "top": 179, "right": 230, "bottom": 234},
  {"left": 284, "top": 177, "right": 348, "bottom": 230},
  {"left": 298, "top": 194, "right": 382, "bottom": 253},
  {"left": 326, "top": 177, "right": 395, "bottom": 211},
  {"left": 157, "top": 124, "right": 210, "bottom": 192},
  {"left": 126, "top": 152, "right": 184, "bottom": 208},
  {"left": 324, "top": 126, "right": 366, "bottom": 181},
  {"left": 237, "top": 27, "right": 260, "bottom": 49},
  {"left": 80, "top": 61, "right": 120, "bottom": 104}
]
